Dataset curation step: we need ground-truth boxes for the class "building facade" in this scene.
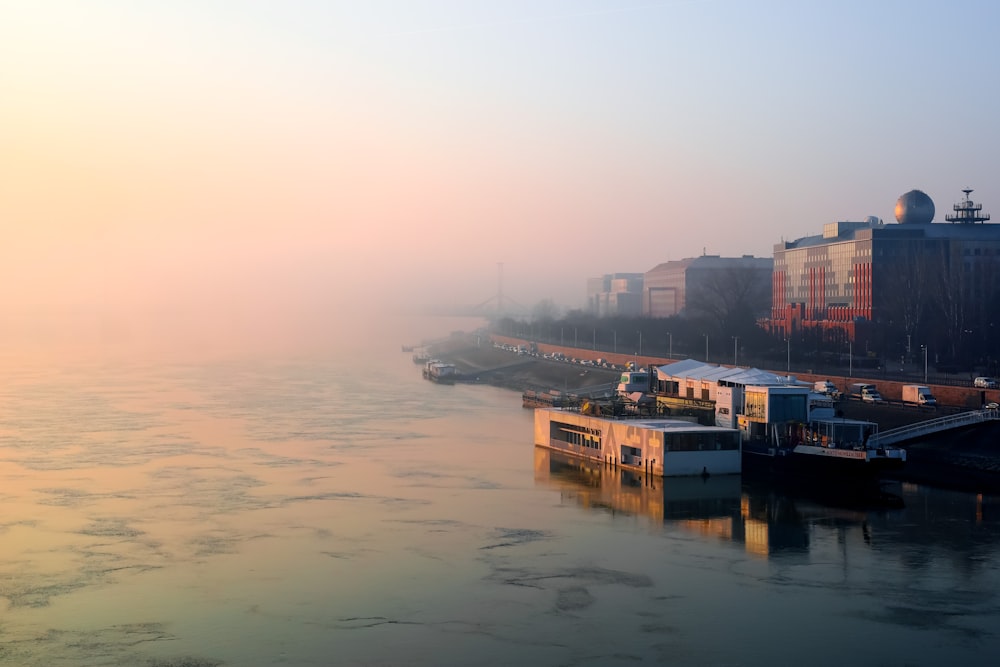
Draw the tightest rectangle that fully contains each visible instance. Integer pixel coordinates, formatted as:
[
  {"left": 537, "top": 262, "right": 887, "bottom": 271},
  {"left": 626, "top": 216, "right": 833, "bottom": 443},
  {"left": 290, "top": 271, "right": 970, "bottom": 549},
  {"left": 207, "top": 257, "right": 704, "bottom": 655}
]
[
  {"left": 587, "top": 273, "right": 644, "bottom": 316},
  {"left": 767, "top": 189, "right": 1000, "bottom": 362},
  {"left": 643, "top": 255, "right": 773, "bottom": 319}
]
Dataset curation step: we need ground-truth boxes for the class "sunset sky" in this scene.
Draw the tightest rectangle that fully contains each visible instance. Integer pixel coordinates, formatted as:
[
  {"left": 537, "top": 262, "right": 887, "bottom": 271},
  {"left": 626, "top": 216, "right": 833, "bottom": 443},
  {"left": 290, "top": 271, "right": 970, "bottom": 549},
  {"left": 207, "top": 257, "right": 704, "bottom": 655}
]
[{"left": 3, "top": 0, "right": 999, "bottom": 353}]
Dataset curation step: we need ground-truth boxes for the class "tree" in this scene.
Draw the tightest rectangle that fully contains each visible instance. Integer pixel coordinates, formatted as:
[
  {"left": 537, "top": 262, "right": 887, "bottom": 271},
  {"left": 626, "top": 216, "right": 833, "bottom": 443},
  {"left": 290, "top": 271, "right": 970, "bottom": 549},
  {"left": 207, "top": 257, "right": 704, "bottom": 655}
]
[
  {"left": 684, "top": 265, "right": 771, "bottom": 338},
  {"left": 531, "top": 298, "right": 561, "bottom": 323},
  {"left": 875, "top": 240, "right": 938, "bottom": 358}
]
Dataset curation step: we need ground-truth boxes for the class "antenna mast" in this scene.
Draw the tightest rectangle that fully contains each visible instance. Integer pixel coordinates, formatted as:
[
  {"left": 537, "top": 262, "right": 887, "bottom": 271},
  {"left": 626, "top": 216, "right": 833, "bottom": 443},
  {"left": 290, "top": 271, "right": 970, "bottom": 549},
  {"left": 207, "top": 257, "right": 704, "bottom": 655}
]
[
  {"left": 945, "top": 188, "right": 991, "bottom": 224},
  {"left": 497, "top": 262, "right": 504, "bottom": 315}
]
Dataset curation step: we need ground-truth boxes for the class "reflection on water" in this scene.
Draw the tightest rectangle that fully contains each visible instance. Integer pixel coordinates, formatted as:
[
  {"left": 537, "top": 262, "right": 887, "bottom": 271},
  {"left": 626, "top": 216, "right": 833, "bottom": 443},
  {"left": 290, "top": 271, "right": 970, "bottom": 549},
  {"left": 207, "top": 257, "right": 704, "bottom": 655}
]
[
  {"left": 534, "top": 448, "right": 1000, "bottom": 562},
  {"left": 2, "top": 341, "right": 1000, "bottom": 666},
  {"left": 534, "top": 447, "right": 742, "bottom": 538}
]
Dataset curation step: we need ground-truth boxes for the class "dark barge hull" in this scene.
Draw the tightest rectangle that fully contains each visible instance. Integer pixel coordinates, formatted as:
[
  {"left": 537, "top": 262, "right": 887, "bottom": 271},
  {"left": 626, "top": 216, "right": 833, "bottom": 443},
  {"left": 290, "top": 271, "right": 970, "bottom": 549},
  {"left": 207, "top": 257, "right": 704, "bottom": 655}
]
[
  {"left": 741, "top": 447, "right": 906, "bottom": 508},
  {"left": 742, "top": 448, "right": 904, "bottom": 477}
]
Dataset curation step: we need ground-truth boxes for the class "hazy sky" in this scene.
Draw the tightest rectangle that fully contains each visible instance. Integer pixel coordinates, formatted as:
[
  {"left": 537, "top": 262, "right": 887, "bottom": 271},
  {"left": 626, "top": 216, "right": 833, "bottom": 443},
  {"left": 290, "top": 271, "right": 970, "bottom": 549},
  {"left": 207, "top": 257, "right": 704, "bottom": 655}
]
[{"left": 3, "top": 0, "right": 999, "bottom": 352}]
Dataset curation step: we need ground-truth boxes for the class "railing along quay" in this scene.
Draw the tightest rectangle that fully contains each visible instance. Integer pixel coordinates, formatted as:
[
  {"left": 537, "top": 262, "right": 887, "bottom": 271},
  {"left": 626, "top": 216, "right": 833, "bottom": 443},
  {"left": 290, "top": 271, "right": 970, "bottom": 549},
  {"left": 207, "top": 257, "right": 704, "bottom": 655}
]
[{"left": 870, "top": 408, "right": 1000, "bottom": 447}]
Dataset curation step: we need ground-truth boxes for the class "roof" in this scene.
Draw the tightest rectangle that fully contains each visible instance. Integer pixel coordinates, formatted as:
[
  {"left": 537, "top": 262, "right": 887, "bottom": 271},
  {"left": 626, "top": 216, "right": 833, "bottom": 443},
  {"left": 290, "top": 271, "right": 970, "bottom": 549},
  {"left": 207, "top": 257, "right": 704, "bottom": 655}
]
[
  {"left": 779, "top": 219, "right": 1000, "bottom": 252},
  {"left": 654, "top": 358, "right": 712, "bottom": 377},
  {"left": 623, "top": 418, "right": 739, "bottom": 433},
  {"left": 646, "top": 255, "right": 772, "bottom": 273},
  {"left": 722, "top": 368, "right": 798, "bottom": 386},
  {"left": 654, "top": 359, "right": 803, "bottom": 388}
]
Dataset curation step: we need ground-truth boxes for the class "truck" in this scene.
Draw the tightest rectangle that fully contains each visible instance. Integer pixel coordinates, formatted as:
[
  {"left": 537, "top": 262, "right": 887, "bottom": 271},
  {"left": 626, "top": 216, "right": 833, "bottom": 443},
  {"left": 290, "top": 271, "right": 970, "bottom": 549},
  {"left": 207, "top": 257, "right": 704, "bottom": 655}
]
[
  {"left": 849, "top": 382, "right": 883, "bottom": 403},
  {"left": 902, "top": 384, "right": 937, "bottom": 407},
  {"left": 813, "top": 380, "right": 840, "bottom": 399},
  {"left": 617, "top": 369, "right": 651, "bottom": 396}
]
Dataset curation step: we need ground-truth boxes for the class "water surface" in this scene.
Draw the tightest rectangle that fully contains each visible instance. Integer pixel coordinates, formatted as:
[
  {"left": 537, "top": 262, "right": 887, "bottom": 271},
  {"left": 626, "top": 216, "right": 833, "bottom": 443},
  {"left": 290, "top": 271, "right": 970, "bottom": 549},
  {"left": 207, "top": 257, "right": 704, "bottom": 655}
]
[{"left": 1, "top": 320, "right": 999, "bottom": 666}]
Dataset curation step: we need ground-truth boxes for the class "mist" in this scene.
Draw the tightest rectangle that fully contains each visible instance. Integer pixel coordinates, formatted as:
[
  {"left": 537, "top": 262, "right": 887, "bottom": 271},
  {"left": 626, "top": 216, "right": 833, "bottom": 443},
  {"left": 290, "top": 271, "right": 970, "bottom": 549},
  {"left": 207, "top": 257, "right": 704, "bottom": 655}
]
[{"left": 5, "top": 2, "right": 998, "bottom": 366}]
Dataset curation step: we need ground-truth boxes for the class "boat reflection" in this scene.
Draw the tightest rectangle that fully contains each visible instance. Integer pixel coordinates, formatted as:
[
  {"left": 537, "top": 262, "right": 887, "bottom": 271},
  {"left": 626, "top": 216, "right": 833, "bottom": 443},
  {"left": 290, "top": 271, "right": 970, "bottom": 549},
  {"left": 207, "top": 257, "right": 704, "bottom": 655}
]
[
  {"left": 533, "top": 448, "right": 929, "bottom": 559},
  {"left": 533, "top": 446, "right": 739, "bottom": 522}
]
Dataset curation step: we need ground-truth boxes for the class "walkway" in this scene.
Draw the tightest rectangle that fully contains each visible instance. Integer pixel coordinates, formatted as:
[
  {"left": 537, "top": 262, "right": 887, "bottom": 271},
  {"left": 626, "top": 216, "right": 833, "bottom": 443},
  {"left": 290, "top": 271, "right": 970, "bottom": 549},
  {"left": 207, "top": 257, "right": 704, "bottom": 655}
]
[{"left": 870, "top": 407, "right": 1000, "bottom": 447}]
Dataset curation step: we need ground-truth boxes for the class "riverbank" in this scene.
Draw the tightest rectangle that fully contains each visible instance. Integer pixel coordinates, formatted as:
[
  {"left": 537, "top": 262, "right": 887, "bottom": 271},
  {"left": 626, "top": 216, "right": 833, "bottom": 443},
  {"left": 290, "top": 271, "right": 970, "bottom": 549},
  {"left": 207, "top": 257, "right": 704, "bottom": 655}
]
[
  {"left": 424, "top": 335, "right": 1000, "bottom": 495},
  {"left": 426, "top": 337, "right": 620, "bottom": 393}
]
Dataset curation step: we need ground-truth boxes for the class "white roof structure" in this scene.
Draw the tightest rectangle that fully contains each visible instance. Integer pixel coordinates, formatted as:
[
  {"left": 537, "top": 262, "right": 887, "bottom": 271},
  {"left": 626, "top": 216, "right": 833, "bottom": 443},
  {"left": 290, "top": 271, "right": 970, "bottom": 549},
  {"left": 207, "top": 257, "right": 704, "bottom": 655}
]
[
  {"left": 654, "top": 359, "right": 806, "bottom": 389},
  {"left": 653, "top": 358, "right": 712, "bottom": 377}
]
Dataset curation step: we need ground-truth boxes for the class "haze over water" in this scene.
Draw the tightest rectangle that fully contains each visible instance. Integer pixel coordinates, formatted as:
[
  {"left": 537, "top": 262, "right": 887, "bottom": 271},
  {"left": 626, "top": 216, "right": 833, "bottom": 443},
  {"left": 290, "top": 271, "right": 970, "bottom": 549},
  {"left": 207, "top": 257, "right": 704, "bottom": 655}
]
[
  {"left": 7, "top": 4, "right": 1000, "bottom": 662},
  {"left": 1, "top": 315, "right": 998, "bottom": 666}
]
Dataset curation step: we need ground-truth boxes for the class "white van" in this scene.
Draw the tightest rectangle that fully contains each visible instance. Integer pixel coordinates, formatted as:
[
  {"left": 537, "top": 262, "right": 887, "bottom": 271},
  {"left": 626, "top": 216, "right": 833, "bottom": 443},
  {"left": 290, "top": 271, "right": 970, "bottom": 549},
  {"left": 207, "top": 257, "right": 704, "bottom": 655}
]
[
  {"left": 849, "top": 382, "right": 883, "bottom": 403},
  {"left": 814, "top": 380, "right": 839, "bottom": 397}
]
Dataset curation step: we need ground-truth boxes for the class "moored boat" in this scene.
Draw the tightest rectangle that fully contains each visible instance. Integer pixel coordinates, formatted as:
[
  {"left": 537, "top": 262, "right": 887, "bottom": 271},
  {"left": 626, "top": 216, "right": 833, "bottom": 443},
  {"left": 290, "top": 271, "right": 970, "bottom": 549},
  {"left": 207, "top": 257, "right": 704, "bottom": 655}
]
[
  {"left": 741, "top": 417, "right": 906, "bottom": 479},
  {"left": 522, "top": 389, "right": 578, "bottom": 409},
  {"left": 534, "top": 406, "right": 741, "bottom": 478},
  {"left": 422, "top": 359, "right": 458, "bottom": 384}
]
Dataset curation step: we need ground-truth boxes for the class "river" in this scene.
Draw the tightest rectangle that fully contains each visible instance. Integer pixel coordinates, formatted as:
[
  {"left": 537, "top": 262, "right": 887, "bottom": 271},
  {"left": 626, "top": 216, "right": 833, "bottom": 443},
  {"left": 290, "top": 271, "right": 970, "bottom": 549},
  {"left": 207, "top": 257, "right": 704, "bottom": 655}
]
[{"left": 1, "top": 316, "right": 998, "bottom": 666}]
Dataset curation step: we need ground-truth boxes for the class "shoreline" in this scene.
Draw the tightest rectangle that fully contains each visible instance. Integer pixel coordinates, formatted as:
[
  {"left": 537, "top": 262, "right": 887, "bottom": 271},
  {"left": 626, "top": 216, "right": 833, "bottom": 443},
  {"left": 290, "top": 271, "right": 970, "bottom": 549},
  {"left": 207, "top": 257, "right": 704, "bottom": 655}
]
[{"left": 424, "top": 336, "right": 1000, "bottom": 496}]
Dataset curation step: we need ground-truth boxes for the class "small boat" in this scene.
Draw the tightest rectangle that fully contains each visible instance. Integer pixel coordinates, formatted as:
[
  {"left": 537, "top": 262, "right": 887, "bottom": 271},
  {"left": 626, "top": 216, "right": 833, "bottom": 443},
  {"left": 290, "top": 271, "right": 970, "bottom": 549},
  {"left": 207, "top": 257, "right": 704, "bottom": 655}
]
[{"left": 422, "top": 360, "right": 458, "bottom": 384}]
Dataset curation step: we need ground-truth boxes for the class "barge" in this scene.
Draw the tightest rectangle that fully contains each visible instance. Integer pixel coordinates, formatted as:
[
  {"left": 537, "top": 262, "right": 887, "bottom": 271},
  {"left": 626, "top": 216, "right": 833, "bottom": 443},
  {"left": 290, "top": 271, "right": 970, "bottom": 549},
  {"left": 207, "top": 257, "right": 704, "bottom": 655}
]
[
  {"left": 731, "top": 385, "right": 906, "bottom": 478},
  {"left": 741, "top": 417, "right": 906, "bottom": 478},
  {"left": 422, "top": 359, "right": 458, "bottom": 384},
  {"left": 534, "top": 407, "right": 741, "bottom": 478},
  {"left": 522, "top": 389, "right": 579, "bottom": 409}
]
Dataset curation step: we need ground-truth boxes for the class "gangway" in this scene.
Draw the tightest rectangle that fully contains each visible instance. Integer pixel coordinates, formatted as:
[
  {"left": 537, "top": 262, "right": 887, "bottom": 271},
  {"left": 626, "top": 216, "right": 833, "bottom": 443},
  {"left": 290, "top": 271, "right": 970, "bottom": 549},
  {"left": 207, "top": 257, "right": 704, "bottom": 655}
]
[{"left": 870, "top": 408, "right": 1000, "bottom": 447}]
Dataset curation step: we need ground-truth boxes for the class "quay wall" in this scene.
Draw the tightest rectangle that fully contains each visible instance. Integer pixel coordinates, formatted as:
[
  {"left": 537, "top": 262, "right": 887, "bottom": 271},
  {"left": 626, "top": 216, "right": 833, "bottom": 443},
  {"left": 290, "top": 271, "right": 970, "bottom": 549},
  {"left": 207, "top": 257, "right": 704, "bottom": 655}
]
[{"left": 490, "top": 335, "right": 999, "bottom": 410}]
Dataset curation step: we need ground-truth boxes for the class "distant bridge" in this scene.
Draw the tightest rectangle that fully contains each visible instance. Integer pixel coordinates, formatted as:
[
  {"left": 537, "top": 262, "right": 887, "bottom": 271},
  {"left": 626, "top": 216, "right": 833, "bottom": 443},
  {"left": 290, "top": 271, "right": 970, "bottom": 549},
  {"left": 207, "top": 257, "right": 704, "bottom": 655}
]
[{"left": 870, "top": 408, "right": 1000, "bottom": 447}]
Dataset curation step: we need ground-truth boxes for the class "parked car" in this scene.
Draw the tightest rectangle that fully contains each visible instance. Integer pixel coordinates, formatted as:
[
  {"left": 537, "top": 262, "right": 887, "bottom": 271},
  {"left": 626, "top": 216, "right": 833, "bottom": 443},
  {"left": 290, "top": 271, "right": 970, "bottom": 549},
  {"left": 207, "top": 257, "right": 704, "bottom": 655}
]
[{"left": 974, "top": 376, "right": 998, "bottom": 389}]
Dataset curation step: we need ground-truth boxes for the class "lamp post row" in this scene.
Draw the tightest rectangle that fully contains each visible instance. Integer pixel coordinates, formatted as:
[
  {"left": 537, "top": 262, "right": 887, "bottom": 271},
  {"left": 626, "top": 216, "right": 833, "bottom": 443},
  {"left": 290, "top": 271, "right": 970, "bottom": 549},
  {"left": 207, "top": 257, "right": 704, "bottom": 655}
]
[{"left": 541, "top": 326, "right": 925, "bottom": 382}]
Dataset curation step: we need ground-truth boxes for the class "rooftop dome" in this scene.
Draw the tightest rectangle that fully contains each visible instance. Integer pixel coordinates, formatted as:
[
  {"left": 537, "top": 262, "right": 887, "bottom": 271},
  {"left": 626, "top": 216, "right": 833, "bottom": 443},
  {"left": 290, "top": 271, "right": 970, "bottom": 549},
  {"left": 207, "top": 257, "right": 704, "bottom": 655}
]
[{"left": 895, "top": 190, "right": 935, "bottom": 224}]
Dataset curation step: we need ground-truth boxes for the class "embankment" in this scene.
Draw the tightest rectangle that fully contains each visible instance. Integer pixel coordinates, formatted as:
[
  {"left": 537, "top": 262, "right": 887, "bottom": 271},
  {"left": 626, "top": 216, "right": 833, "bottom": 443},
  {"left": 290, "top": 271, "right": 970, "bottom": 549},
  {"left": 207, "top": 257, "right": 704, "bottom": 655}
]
[
  {"left": 427, "top": 336, "right": 619, "bottom": 393},
  {"left": 428, "top": 333, "right": 1000, "bottom": 494}
]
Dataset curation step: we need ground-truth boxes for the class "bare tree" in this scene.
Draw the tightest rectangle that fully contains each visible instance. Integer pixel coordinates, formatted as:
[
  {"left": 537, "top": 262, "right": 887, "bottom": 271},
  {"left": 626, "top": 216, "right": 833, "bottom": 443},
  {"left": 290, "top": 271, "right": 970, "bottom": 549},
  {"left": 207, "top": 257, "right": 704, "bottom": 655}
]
[
  {"left": 531, "top": 298, "right": 561, "bottom": 323},
  {"left": 875, "top": 240, "right": 938, "bottom": 355},
  {"left": 685, "top": 265, "right": 771, "bottom": 336},
  {"left": 924, "top": 243, "right": 969, "bottom": 360}
]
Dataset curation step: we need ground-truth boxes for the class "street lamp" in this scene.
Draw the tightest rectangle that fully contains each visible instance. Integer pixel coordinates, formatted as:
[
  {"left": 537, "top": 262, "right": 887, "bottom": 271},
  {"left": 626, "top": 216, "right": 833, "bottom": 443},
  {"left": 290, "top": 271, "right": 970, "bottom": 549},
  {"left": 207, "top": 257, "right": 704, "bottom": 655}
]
[
  {"left": 732, "top": 336, "right": 739, "bottom": 366},
  {"left": 667, "top": 332, "right": 672, "bottom": 359},
  {"left": 922, "top": 345, "right": 928, "bottom": 383},
  {"left": 637, "top": 330, "right": 642, "bottom": 356},
  {"left": 786, "top": 337, "right": 790, "bottom": 372},
  {"left": 704, "top": 334, "right": 709, "bottom": 362}
]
